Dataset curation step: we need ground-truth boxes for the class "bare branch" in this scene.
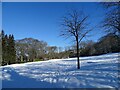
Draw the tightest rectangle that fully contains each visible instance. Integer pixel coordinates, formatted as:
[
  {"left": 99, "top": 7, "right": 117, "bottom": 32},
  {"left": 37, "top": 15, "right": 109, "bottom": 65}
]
[
  {"left": 79, "top": 28, "right": 93, "bottom": 43},
  {"left": 60, "top": 9, "right": 92, "bottom": 69},
  {"left": 102, "top": 2, "right": 120, "bottom": 35}
]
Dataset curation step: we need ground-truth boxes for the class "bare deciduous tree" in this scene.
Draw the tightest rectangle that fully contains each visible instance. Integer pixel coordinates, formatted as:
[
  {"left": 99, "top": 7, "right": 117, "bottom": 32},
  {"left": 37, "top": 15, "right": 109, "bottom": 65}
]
[
  {"left": 102, "top": 2, "right": 120, "bottom": 35},
  {"left": 60, "top": 10, "right": 92, "bottom": 69}
]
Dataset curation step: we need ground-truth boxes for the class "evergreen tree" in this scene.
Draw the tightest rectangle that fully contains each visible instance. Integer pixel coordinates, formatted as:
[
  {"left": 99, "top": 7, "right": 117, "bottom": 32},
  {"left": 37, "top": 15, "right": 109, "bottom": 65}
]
[
  {"left": 4, "top": 34, "right": 9, "bottom": 64},
  {"left": 8, "top": 34, "right": 16, "bottom": 64},
  {"left": 1, "top": 30, "right": 16, "bottom": 65},
  {"left": 1, "top": 30, "right": 5, "bottom": 64},
  {"left": 0, "top": 31, "right": 2, "bottom": 66},
  {"left": 1, "top": 30, "right": 8, "bottom": 65},
  {"left": 11, "top": 34, "right": 16, "bottom": 63}
]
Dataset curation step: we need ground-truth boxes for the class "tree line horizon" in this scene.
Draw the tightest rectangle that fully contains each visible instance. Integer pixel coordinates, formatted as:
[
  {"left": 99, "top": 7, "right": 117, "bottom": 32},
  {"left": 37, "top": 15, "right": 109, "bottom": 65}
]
[{"left": 1, "top": 29, "right": 120, "bottom": 66}]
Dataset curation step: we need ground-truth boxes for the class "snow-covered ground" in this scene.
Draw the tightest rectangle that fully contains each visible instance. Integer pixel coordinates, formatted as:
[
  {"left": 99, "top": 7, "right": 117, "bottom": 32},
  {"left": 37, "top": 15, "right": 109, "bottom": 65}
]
[{"left": 0, "top": 53, "right": 120, "bottom": 88}]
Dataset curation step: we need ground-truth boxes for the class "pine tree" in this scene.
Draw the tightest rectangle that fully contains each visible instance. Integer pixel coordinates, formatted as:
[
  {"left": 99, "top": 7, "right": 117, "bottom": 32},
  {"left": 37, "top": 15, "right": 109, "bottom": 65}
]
[
  {"left": 1, "top": 30, "right": 16, "bottom": 65},
  {"left": 11, "top": 34, "right": 16, "bottom": 63},
  {"left": 4, "top": 34, "right": 8, "bottom": 64},
  {"left": 1, "top": 30, "right": 5, "bottom": 64},
  {"left": 8, "top": 34, "right": 16, "bottom": 64},
  {"left": 2, "top": 30, "right": 6, "bottom": 65},
  {"left": 1, "top": 30, "right": 8, "bottom": 65},
  {"left": 0, "top": 31, "right": 2, "bottom": 66}
]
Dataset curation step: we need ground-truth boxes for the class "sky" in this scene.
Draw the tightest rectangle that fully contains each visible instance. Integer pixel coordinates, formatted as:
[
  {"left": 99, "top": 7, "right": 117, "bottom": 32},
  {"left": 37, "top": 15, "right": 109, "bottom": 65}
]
[
  {"left": 2, "top": 2, "right": 106, "bottom": 47},
  {"left": 0, "top": 3, "right": 2, "bottom": 31}
]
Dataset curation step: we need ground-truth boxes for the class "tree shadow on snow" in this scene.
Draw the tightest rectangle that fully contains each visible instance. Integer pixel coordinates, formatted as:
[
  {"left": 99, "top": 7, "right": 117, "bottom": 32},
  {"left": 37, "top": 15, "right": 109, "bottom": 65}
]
[
  {"left": 2, "top": 67, "right": 58, "bottom": 88},
  {"left": 2, "top": 58, "right": 120, "bottom": 88}
]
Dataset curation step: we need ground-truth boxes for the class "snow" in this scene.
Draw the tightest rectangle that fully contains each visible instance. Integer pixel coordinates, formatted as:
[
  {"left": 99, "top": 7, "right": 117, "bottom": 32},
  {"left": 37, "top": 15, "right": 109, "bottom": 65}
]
[{"left": 0, "top": 53, "right": 120, "bottom": 88}]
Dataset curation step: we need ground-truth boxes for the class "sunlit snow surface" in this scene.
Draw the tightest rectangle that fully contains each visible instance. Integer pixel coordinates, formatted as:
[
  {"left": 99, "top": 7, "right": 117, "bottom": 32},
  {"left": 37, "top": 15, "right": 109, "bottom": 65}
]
[{"left": 1, "top": 53, "right": 120, "bottom": 88}]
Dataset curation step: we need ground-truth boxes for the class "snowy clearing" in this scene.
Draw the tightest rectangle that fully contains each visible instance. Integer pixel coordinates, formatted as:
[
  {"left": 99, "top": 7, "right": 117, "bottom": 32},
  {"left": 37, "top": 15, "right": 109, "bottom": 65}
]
[{"left": 0, "top": 53, "right": 120, "bottom": 88}]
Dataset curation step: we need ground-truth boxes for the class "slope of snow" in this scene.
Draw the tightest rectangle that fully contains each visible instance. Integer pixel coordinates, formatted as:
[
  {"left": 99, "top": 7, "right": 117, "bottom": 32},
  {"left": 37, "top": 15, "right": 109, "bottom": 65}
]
[{"left": 0, "top": 53, "right": 120, "bottom": 88}]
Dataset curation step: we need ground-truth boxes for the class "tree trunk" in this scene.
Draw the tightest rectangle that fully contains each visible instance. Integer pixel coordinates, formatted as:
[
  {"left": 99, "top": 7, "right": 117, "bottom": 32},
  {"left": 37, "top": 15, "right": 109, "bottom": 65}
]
[{"left": 76, "top": 37, "right": 80, "bottom": 69}]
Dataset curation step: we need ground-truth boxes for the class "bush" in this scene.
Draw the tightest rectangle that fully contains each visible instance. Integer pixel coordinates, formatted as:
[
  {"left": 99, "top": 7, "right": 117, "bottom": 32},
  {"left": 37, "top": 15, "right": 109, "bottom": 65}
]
[{"left": 34, "top": 59, "right": 43, "bottom": 62}]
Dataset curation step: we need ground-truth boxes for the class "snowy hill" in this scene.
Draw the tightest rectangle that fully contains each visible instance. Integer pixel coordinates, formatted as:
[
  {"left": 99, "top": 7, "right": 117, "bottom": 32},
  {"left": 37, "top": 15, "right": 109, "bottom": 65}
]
[{"left": 0, "top": 53, "right": 120, "bottom": 88}]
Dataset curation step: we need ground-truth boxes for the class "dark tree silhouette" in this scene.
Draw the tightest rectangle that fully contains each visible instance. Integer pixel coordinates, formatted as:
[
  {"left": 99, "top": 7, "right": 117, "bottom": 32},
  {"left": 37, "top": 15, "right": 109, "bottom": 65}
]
[
  {"left": 1, "top": 30, "right": 16, "bottom": 65},
  {"left": 60, "top": 10, "right": 92, "bottom": 69},
  {"left": 0, "top": 31, "right": 2, "bottom": 65},
  {"left": 102, "top": 2, "right": 120, "bottom": 35}
]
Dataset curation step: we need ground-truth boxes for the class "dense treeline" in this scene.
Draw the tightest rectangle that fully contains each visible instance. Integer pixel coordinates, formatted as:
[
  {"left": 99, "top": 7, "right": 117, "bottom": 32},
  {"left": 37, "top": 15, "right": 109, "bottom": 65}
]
[
  {"left": 1, "top": 31, "right": 71, "bottom": 65},
  {"left": 15, "top": 33, "right": 120, "bottom": 60},
  {"left": 94, "top": 34, "right": 120, "bottom": 55},
  {"left": 1, "top": 30, "right": 120, "bottom": 66},
  {"left": 15, "top": 38, "right": 48, "bottom": 63},
  {"left": 1, "top": 30, "right": 16, "bottom": 65},
  {"left": 15, "top": 38, "right": 70, "bottom": 63},
  {"left": 70, "top": 33, "right": 120, "bottom": 57}
]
